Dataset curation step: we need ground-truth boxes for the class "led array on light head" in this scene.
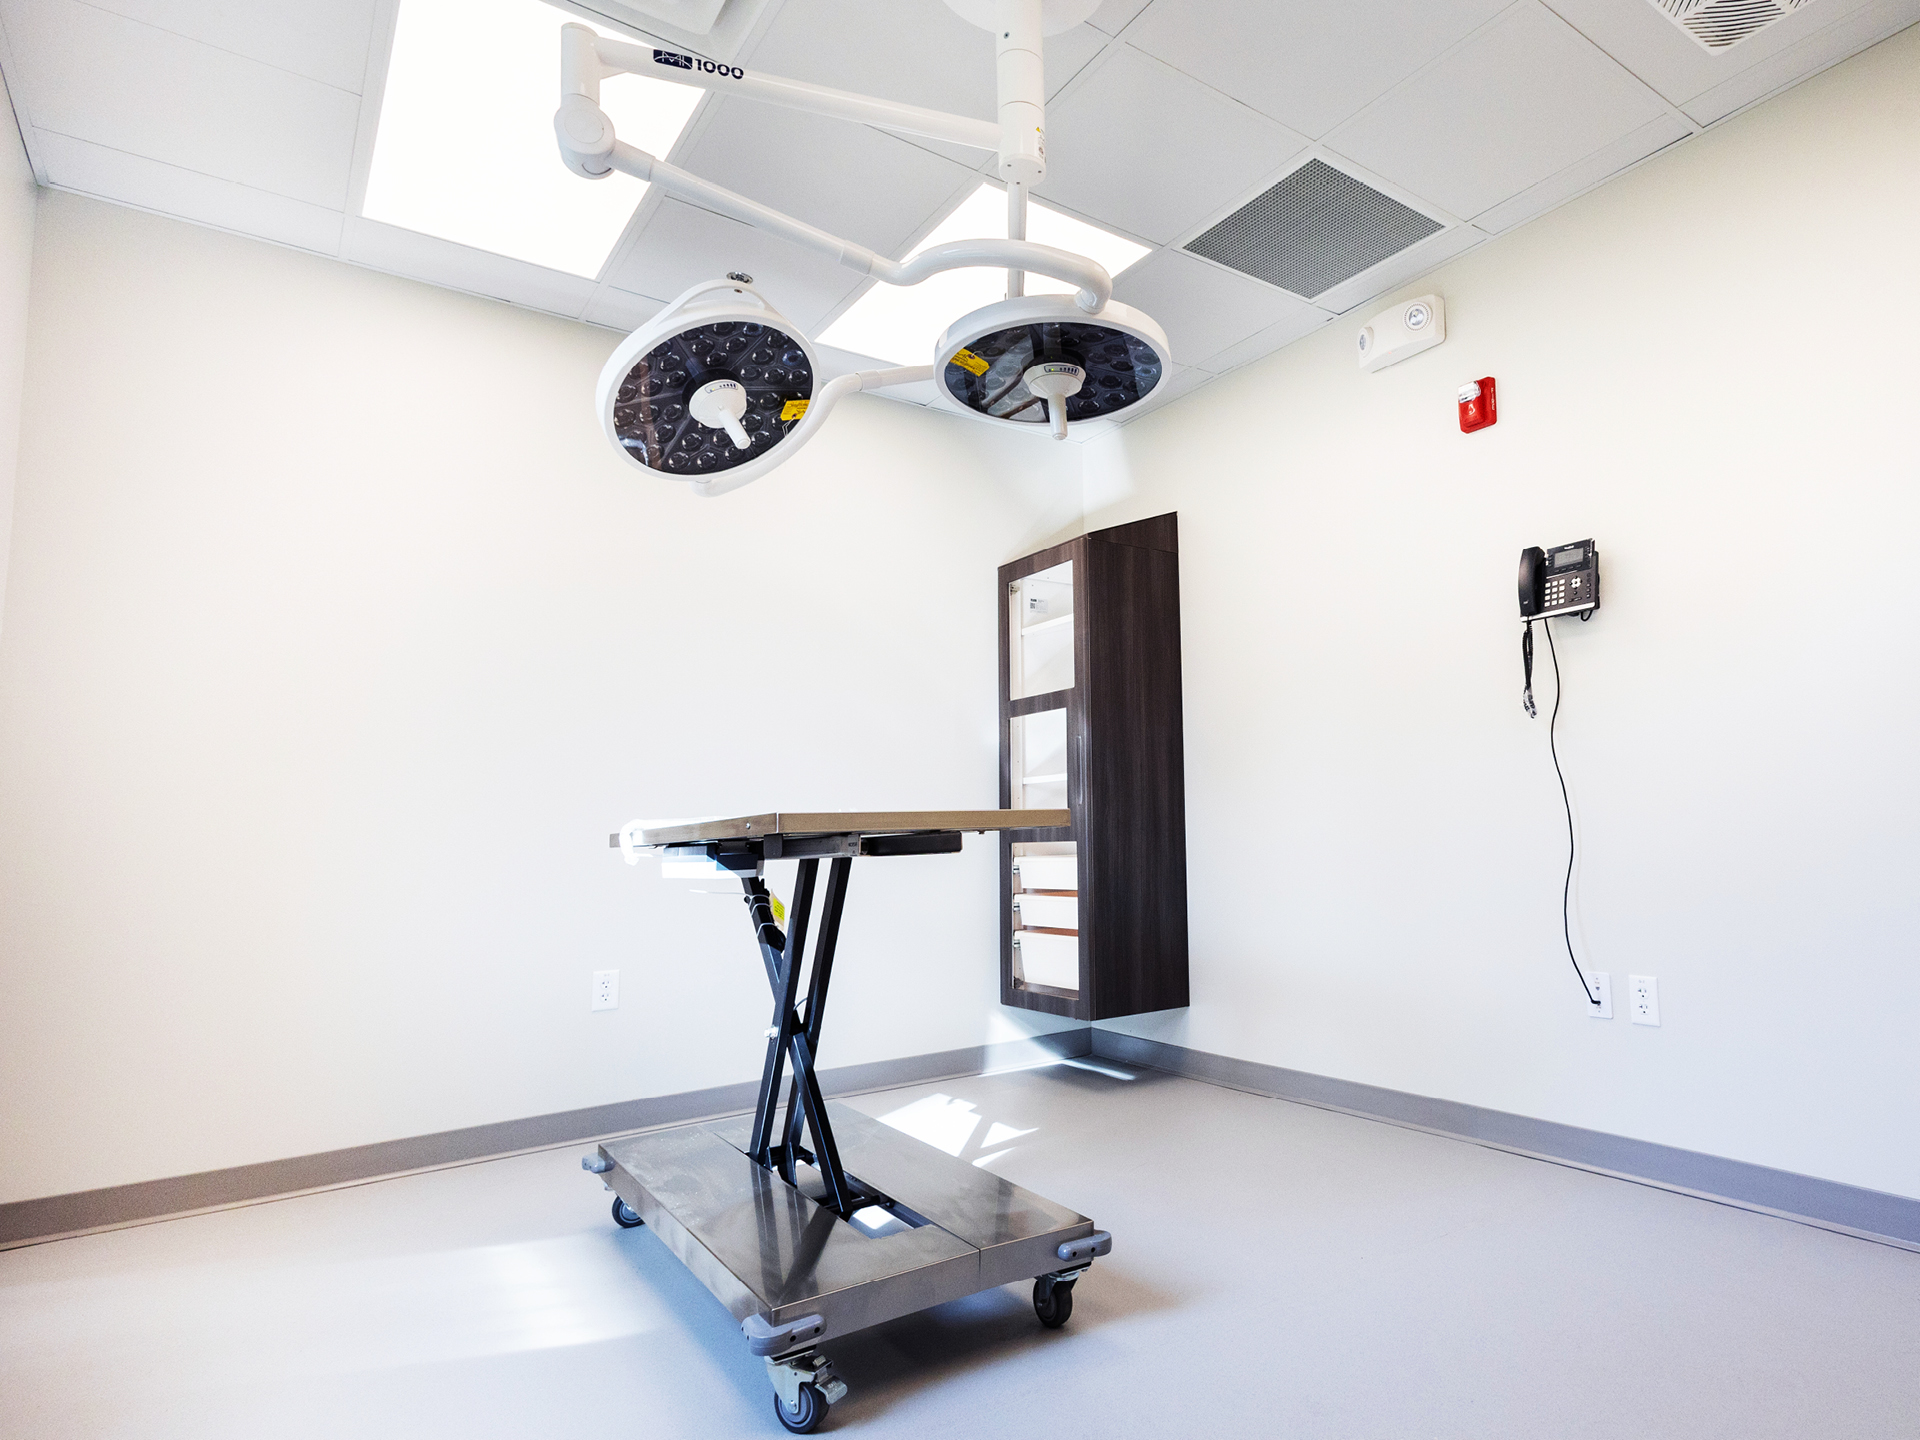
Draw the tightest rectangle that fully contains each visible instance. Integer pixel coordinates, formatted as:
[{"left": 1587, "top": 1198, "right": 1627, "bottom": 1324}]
[
  {"left": 597, "top": 281, "right": 819, "bottom": 491},
  {"left": 934, "top": 295, "right": 1170, "bottom": 436}
]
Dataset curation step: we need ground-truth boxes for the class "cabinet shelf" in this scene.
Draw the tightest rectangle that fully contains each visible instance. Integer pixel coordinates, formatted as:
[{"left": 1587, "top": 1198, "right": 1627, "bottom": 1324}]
[{"left": 1020, "top": 612, "right": 1074, "bottom": 635}]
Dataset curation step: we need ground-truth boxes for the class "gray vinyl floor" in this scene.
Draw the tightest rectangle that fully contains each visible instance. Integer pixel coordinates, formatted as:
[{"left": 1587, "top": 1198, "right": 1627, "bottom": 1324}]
[{"left": 4, "top": 1060, "right": 1918, "bottom": 1439}]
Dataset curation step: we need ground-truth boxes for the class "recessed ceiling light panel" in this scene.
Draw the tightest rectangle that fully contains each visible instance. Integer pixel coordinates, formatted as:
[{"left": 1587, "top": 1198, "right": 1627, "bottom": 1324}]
[{"left": 365, "top": 0, "right": 701, "bottom": 277}]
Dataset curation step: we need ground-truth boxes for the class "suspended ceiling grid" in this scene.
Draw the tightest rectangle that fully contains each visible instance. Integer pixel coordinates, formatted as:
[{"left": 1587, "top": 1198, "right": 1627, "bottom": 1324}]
[{"left": 0, "top": 0, "right": 1914, "bottom": 433}]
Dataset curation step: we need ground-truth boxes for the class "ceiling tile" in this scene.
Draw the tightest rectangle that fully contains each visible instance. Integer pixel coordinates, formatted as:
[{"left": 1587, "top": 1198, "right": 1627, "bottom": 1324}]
[
  {"left": 1537, "top": 0, "right": 1914, "bottom": 108},
  {"left": 1086, "top": 0, "right": 1153, "bottom": 36},
  {"left": 31, "top": 129, "right": 346, "bottom": 254},
  {"left": 1678, "top": 0, "right": 1920, "bottom": 123},
  {"left": 1473, "top": 113, "right": 1688, "bottom": 232},
  {"left": 0, "top": 0, "right": 362, "bottom": 209},
  {"left": 742, "top": 0, "right": 993, "bottom": 134},
  {"left": 1125, "top": 0, "right": 1510, "bottom": 138},
  {"left": 604, "top": 196, "right": 864, "bottom": 331},
  {"left": 70, "top": 0, "right": 380, "bottom": 93},
  {"left": 738, "top": 0, "right": 1107, "bottom": 171},
  {"left": 1039, "top": 45, "right": 1309, "bottom": 245},
  {"left": 1111, "top": 246, "right": 1326, "bottom": 366},
  {"left": 580, "top": 286, "right": 663, "bottom": 331},
  {"left": 1194, "top": 304, "right": 1335, "bottom": 373},
  {"left": 1311, "top": 220, "right": 1488, "bottom": 313},
  {"left": 678, "top": 96, "right": 978, "bottom": 258},
  {"left": 343, "top": 217, "right": 598, "bottom": 315},
  {"left": 1325, "top": 2, "right": 1670, "bottom": 220}
]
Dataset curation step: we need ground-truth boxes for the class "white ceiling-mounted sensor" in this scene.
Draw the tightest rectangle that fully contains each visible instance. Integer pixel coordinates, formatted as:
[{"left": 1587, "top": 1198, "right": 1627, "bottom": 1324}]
[{"left": 1357, "top": 293, "right": 1446, "bottom": 373}]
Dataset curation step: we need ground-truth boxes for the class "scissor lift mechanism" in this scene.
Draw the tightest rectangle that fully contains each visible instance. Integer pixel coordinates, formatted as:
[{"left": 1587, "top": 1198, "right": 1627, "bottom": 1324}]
[{"left": 587, "top": 811, "right": 1111, "bottom": 1434}]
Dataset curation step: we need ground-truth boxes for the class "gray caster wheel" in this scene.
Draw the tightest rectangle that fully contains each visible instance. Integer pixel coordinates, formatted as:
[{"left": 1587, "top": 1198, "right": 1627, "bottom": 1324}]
[
  {"left": 1033, "top": 1276, "right": 1074, "bottom": 1328},
  {"left": 774, "top": 1382, "right": 827, "bottom": 1433},
  {"left": 612, "top": 1196, "right": 643, "bottom": 1228}
]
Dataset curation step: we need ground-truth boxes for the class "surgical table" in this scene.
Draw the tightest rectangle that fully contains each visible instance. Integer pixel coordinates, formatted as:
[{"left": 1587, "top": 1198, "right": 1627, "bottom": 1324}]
[{"left": 586, "top": 811, "right": 1111, "bottom": 1434}]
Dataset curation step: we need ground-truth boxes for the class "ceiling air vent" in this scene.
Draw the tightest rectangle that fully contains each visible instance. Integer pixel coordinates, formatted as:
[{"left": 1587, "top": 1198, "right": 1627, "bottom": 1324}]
[
  {"left": 1184, "top": 159, "right": 1443, "bottom": 300},
  {"left": 1647, "top": 0, "right": 1815, "bottom": 50}
]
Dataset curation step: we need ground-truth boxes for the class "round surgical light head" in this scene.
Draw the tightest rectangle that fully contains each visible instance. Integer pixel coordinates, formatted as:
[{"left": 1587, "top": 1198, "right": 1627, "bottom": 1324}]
[
  {"left": 933, "top": 295, "right": 1170, "bottom": 434},
  {"left": 596, "top": 279, "right": 819, "bottom": 489}
]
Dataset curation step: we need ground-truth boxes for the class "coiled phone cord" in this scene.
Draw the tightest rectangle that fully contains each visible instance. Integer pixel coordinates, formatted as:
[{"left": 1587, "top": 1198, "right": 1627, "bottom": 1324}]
[{"left": 1540, "top": 618, "right": 1600, "bottom": 1006}]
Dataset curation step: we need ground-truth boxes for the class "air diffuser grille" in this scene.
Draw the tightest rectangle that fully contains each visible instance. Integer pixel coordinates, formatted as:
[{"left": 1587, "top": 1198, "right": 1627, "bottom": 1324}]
[
  {"left": 1647, "top": 0, "right": 1814, "bottom": 50},
  {"left": 1184, "top": 160, "right": 1443, "bottom": 299}
]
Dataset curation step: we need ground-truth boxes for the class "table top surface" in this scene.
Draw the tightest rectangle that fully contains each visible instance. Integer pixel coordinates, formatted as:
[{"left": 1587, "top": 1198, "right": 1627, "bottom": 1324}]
[{"left": 638, "top": 809, "right": 1070, "bottom": 845}]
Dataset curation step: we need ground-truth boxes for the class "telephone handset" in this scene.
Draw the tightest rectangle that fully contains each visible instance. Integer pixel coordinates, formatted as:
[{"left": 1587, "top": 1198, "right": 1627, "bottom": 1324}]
[{"left": 1518, "top": 538, "right": 1598, "bottom": 718}]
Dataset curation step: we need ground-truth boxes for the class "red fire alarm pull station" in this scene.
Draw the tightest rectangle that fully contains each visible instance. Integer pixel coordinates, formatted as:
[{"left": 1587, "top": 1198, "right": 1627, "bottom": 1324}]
[{"left": 1458, "top": 377, "right": 1497, "bottom": 433}]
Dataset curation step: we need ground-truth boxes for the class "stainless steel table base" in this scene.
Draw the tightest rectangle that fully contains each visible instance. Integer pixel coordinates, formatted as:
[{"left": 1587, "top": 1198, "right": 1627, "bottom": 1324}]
[
  {"left": 593, "top": 1102, "right": 1107, "bottom": 1431},
  {"left": 595, "top": 820, "right": 1109, "bottom": 1433}
]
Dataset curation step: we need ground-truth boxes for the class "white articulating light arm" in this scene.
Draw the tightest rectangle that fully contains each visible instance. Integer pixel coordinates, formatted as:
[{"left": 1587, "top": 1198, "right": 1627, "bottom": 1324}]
[
  {"left": 551, "top": 111, "right": 1112, "bottom": 311},
  {"left": 555, "top": 14, "right": 1111, "bottom": 314},
  {"left": 561, "top": 24, "right": 998, "bottom": 153}
]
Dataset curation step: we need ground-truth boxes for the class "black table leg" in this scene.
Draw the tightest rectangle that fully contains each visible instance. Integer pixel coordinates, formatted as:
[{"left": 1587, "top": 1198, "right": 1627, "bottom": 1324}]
[{"left": 741, "top": 858, "right": 858, "bottom": 1216}]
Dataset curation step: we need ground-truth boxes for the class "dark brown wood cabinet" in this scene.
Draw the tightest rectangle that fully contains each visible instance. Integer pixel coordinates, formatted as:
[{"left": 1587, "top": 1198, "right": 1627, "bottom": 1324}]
[{"left": 997, "top": 512, "right": 1189, "bottom": 1021}]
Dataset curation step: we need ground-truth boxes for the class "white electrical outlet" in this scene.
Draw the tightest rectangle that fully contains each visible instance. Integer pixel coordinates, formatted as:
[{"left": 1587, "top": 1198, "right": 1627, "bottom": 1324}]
[
  {"left": 1588, "top": 971, "right": 1612, "bottom": 1019},
  {"left": 1628, "top": 973, "right": 1659, "bottom": 1026},
  {"left": 592, "top": 969, "right": 619, "bottom": 1012}
]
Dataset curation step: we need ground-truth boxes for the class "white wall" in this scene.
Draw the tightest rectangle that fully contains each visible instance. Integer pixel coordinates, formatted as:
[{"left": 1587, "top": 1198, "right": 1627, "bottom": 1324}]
[
  {"left": 0, "top": 192, "right": 1082, "bottom": 1204},
  {"left": 1085, "top": 26, "right": 1920, "bottom": 1201},
  {"left": 0, "top": 71, "right": 36, "bottom": 633}
]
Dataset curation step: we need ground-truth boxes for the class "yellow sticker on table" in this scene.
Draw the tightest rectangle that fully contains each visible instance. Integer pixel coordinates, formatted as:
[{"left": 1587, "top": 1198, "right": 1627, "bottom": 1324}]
[
  {"left": 949, "top": 348, "right": 990, "bottom": 376},
  {"left": 780, "top": 399, "right": 809, "bottom": 421}
]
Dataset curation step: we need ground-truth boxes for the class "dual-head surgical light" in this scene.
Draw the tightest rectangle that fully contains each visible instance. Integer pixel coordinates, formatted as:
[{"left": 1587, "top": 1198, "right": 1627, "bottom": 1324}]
[{"left": 553, "top": 0, "right": 1171, "bottom": 496}]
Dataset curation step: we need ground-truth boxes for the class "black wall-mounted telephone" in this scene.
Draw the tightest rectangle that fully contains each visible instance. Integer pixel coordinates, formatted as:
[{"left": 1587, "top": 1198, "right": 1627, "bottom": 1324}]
[
  {"left": 1516, "top": 537, "right": 1603, "bottom": 1008},
  {"left": 1519, "top": 538, "right": 1599, "bottom": 620}
]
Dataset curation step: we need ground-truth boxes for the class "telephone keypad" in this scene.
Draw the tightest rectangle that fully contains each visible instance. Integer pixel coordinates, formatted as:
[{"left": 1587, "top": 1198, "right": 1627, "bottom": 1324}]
[{"left": 1544, "top": 571, "right": 1589, "bottom": 611}]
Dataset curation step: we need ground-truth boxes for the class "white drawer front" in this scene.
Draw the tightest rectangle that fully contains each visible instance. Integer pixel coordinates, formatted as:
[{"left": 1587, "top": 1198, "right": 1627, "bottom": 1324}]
[
  {"left": 1013, "top": 856, "right": 1078, "bottom": 892},
  {"left": 1015, "top": 930, "right": 1079, "bottom": 990},
  {"left": 1013, "top": 893, "right": 1078, "bottom": 931}
]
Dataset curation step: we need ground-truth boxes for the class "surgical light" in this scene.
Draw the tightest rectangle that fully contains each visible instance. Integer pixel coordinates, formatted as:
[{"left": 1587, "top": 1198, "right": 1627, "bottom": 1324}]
[{"left": 553, "top": 0, "right": 1171, "bottom": 495}]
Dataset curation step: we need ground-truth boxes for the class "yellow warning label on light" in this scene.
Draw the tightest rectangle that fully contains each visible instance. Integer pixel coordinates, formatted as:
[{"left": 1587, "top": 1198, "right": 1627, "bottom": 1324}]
[
  {"left": 949, "top": 348, "right": 990, "bottom": 376},
  {"left": 780, "top": 399, "right": 809, "bottom": 421}
]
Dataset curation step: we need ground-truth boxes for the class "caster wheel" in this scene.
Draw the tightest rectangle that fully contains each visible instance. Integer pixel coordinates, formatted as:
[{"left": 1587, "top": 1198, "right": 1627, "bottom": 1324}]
[
  {"left": 773, "top": 1382, "right": 827, "bottom": 1434},
  {"left": 1033, "top": 1277, "right": 1074, "bottom": 1329},
  {"left": 611, "top": 1196, "right": 644, "bottom": 1228}
]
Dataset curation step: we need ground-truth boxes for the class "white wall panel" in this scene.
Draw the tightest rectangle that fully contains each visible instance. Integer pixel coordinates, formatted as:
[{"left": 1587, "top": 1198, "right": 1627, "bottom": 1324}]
[
  {"left": 1082, "top": 26, "right": 1920, "bottom": 1200},
  {"left": 0, "top": 192, "right": 1083, "bottom": 1202}
]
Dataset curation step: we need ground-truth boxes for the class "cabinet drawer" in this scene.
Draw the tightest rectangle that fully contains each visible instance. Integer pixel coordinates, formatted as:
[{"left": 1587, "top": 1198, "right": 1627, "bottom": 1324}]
[
  {"left": 1012, "top": 856, "right": 1078, "bottom": 892},
  {"left": 1013, "top": 893, "right": 1078, "bottom": 930},
  {"left": 1014, "top": 930, "right": 1079, "bottom": 990}
]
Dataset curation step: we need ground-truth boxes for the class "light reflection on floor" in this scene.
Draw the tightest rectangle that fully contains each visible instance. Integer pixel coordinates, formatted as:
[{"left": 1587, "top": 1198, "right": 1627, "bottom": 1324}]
[{"left": 0, "top": 1232, "right": 662, "bottom": 1385}]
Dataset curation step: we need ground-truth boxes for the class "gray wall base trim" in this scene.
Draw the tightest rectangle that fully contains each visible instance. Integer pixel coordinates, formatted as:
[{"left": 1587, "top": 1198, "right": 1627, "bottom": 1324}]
[
  {"left": 0, "top": 1028, "right": 1092, "bottom": 1251},
  {"left": 1091, "top": 1029, "right": 1920, "bottom": 1252}
]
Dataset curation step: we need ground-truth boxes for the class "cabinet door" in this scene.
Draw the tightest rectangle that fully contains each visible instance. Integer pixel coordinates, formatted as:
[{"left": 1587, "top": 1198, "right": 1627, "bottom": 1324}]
[{"left": 1008, "top": 559, "right": 1074, "bottom": 700}]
